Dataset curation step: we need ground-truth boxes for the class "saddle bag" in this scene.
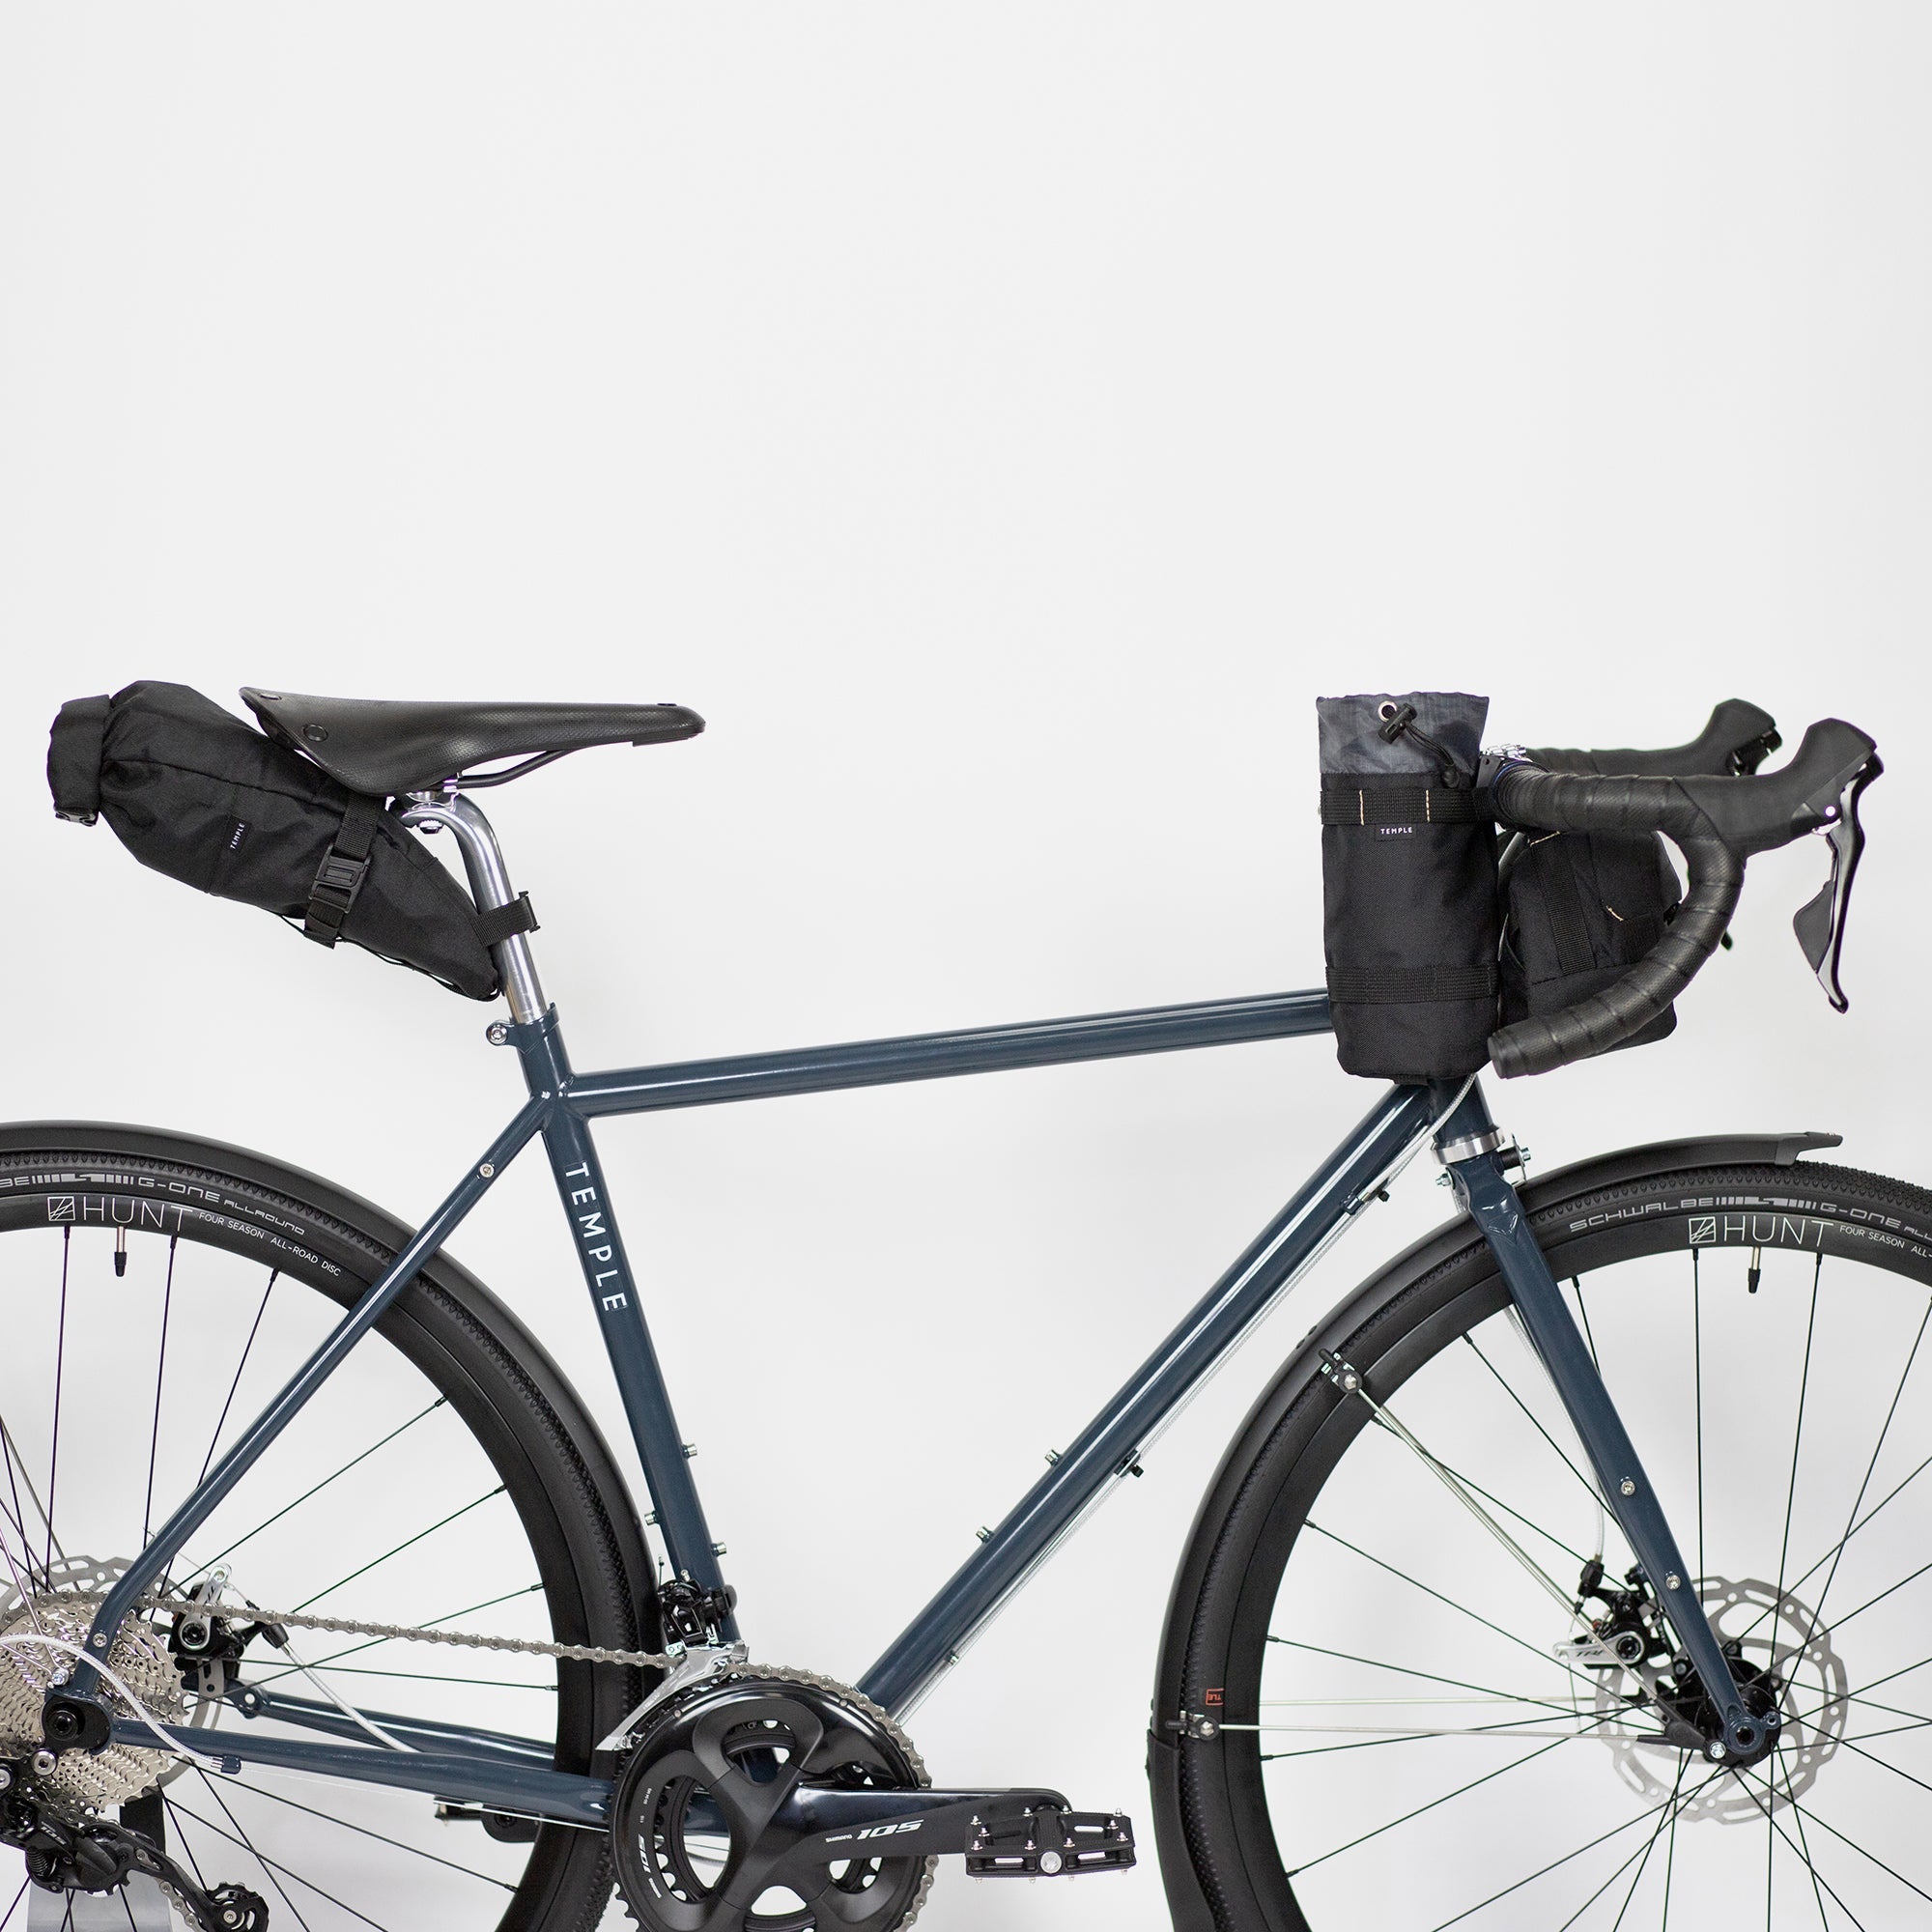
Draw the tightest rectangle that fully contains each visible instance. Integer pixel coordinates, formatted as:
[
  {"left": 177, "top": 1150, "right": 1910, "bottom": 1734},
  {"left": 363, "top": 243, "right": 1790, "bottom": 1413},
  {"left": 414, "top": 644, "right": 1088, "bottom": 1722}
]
[
  {"left": 47, "top": 681, "right": 508, "bottom": 1000},
  {"left": 1318, "top": 692, "right": 1498, "bottom": 1080},
  {"left": 1499, "top": 828, "right": 1682, "bottom": 1050}
]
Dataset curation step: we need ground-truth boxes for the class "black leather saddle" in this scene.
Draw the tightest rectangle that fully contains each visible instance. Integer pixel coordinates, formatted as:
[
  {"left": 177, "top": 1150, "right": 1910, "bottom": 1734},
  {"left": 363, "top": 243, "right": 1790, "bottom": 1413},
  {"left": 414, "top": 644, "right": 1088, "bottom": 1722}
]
[{"left": 241, "top": 688, "right": 703, "bottom": 796}]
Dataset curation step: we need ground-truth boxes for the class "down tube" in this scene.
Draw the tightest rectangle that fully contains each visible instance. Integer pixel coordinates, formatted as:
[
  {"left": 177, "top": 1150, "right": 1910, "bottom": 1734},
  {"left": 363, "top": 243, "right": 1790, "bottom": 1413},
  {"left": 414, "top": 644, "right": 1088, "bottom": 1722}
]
[{"left": 860, "top": 1081, "right": 1442, "bottom": 1716}]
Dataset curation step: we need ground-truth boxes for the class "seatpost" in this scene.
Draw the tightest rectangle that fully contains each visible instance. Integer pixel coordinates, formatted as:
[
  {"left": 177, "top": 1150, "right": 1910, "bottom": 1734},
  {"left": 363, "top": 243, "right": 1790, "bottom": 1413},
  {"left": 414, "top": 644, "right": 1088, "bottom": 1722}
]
[
  {"left": 399, "top": 794, "right": 548, "bottom": 1024},
  {"left": 1434, "top": 1080, "right": 1775, "bottom": 1767}
]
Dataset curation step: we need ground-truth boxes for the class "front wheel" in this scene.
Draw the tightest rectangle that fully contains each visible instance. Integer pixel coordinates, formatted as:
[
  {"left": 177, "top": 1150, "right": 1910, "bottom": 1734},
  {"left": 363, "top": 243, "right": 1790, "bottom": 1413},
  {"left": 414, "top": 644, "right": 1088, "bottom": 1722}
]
[{"left": 1163, "top": 1156, "right": 1932, "bottom": 1929}]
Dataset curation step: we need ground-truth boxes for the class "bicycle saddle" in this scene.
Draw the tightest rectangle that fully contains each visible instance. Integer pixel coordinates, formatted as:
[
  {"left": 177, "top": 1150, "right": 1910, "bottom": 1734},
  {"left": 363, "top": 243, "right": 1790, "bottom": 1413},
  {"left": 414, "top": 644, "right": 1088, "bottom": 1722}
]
[{"left": 240, "top": 687, "right": 704, "bottom": 795}]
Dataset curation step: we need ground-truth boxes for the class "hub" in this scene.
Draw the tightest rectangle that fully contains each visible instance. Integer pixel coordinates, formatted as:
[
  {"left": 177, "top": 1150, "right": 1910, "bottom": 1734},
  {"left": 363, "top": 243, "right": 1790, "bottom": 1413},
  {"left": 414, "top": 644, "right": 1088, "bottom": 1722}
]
[{"left": 1568, "top": 1573, "right": 1846, "bottom": 1823}]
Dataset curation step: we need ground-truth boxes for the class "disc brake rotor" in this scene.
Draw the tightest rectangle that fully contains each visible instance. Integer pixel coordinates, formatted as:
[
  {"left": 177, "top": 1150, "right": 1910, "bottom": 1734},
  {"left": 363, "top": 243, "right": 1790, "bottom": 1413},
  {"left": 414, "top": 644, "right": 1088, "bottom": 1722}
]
[{"left": 1593, "top": 1574, "right": 1846, "bottom": 1823}]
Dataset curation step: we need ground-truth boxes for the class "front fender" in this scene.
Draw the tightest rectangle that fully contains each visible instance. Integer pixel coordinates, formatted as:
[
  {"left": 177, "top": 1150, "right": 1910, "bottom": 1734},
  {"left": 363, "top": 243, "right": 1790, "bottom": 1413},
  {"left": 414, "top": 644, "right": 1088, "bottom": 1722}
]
[{"left": 1147, "top": 1128, "right": 1839, "bottom": 1929}]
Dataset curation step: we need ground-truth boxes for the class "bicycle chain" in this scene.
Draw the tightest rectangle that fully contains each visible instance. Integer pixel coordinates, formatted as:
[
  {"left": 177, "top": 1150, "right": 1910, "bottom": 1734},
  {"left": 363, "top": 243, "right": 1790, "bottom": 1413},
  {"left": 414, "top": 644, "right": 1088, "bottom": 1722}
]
[{"left": 60, "top": 1590, "right": 676, "bottom": 1669}]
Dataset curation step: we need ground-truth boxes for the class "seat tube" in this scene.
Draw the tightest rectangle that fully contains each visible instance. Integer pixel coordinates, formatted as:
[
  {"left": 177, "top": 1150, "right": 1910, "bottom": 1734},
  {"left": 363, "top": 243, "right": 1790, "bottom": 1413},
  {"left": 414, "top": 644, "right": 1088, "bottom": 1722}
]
[
  {"left": 1435, "top": 1081, "right": 1772, "bottom": 1765},
  {"left": 513, "top": 1011, "right": 733, "bottom": 1620}
]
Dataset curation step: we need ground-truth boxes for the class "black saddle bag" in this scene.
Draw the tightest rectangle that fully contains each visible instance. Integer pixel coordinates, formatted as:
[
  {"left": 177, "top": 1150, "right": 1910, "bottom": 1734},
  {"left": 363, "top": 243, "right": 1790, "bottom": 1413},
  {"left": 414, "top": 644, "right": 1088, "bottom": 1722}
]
[
  {"left": 1500, "top": 829, "right": 1682, "bottom": 1050},
  {"left": 1319, "top": 692, "right": 1498, "bottom": 1080},
  {"left": 47, "top": 681, "right": 505, "bottom": 1000}
]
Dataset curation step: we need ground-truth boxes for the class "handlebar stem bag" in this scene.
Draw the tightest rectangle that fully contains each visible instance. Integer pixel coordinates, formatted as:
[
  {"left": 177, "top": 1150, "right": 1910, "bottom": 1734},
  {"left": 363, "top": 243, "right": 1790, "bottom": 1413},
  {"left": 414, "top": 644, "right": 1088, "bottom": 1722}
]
[
  {"left": 1318, "top": 692, "right": 1498, "bottom": 1079},
  {"left": 47, "top": 680, "right": 501, "bottom": 1000},
  {"left": 1499, "top": 828, "right": 1681, "bottom": 1051}
]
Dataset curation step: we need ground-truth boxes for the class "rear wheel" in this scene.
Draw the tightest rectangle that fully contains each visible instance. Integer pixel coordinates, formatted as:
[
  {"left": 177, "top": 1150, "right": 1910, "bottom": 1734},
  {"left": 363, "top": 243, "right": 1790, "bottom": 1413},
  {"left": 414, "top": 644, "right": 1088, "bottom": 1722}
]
[
  {"left": 1169, "top": 1160, "right": 1932, "bottom": 1928},
  {"left": 0, "top": 1129, "right": 651, "bottom": 1932}
]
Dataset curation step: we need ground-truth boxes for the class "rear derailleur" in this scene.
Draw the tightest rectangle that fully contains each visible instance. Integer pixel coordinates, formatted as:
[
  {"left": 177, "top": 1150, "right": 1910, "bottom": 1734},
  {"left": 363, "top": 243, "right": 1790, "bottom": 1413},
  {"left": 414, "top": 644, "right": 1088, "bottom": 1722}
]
[{"left": 0, "top": 1765, "right": 268, "bottom": 1929}]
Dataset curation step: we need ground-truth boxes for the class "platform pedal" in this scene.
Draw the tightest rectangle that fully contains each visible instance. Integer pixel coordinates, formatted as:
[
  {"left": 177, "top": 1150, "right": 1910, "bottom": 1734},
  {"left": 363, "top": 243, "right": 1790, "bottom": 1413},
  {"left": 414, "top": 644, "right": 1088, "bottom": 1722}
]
[{"left": 964, "top": 1804, "right": 1135, "bottom": 1878}]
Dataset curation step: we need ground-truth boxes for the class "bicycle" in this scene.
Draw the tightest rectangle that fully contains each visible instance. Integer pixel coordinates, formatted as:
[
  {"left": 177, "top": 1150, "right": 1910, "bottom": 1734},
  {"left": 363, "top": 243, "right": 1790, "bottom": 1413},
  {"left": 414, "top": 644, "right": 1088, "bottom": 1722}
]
[{"left": 0, "top": 683, "right": 1914, "bottom": 1930}]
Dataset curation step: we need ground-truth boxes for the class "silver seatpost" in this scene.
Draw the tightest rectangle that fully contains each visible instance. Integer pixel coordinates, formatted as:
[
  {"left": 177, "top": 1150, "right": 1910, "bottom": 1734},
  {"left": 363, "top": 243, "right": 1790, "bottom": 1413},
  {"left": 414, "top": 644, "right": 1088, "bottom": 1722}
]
[{"left": 398, "top": 794, "right": 548, "bottom": 1024}]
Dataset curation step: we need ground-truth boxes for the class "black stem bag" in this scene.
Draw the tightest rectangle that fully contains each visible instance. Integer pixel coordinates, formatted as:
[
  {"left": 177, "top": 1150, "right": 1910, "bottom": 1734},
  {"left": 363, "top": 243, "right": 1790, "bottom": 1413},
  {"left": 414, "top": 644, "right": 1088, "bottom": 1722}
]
[
  {"left": 1318, "top": 692, "right": 1498, "bottom": 1080},
  {"left": 48, "top": 681, "right": 502, "bottom": 1000}
]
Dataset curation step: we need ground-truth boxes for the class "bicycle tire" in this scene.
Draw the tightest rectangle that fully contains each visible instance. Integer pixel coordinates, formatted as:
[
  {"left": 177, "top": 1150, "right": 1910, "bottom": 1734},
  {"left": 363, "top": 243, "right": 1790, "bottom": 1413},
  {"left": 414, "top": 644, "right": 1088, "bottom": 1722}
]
[
  {"left": 0, "top": 1122, "right": 655, "bottom": 1932},
  {"left": 1159, "top": 1153, "right": 1932, "bottom": 1930}
]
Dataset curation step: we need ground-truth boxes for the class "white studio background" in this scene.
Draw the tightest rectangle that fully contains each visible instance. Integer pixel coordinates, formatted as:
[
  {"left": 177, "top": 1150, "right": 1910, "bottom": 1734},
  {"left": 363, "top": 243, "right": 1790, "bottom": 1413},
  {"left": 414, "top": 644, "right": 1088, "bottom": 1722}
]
[{"left": 3, "top": 7, "right": 1931, "bottom": 1928}]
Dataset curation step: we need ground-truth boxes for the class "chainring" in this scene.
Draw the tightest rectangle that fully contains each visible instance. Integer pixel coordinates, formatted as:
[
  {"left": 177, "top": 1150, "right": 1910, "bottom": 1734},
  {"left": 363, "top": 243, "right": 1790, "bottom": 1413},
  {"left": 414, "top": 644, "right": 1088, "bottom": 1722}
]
[{"left": 611, "top": 1665, "right": 935, "bottom": 1932}]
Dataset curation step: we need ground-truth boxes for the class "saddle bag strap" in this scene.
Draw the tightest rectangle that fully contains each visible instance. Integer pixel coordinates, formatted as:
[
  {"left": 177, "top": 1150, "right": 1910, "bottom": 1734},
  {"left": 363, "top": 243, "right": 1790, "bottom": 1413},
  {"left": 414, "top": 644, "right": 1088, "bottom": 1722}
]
[
  {"left": 304, "top": 793, "right": 385, "bottom": 948},
  {"left": 471, "top": 893, "right": 540, "bottom": 949},
  {"left": 47, "top": 694, "right": 112, "bottom": 825}
]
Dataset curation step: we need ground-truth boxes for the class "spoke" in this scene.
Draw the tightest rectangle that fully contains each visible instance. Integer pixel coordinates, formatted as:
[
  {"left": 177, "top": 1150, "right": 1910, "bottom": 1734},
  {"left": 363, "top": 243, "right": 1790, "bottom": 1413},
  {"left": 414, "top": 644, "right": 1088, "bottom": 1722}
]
[
  {"left": 1462, "top": 1334, "right": 1609, "bottom": 1518},
  {"left": 1661, "top": 1760, "right": 1681, "bottom": 1931},
  {"left": 1289, "top": 1713, "right": 1618, "bottom": 1878},
  {"left": 1597, "top": 1756, "right": 1686, "bottom": 1931},
  {"left": 143, "top": 1236, "right": 178, "bottom": 1548},
  {"left": 174, "top": 1783, "right": 317, "bottom": 1932},
  {"left": 185, "top": 1776, "right": 391, "bottom": 1931},
  {"left": 0, "top": 1879, "right": 24, "bottom": 1930},
  {"left": 1793, "top": 1654, "right": 1932, "bottom": 1731},
  {"left": 1773, "top": 1256, "right": 1824, "bottom": 1621},
  {"left": 164, "top": 1798, "right": 211, "bottom": 1888},
  {"left": 249, "top": 1664, "right": 557, "bottom": 1691},
  {"left": 1265, "top": 1634, "right": 1590, "bottom": 1717},
  {"left": 1833, "top": 1731, "right": 1932, "bottom": 1799},
  {"left": 1805, "top": 1292, "right": 1932, "bottom": 1641},
  {"left": 45, "top": 1227, "right": 70, "bottom": 1577},
  {"left": 1425, "top": 1767, "right": 1720, "bottom": 1931},
  {"left": 1301, "top": 1522, "right": 1612, "bottom": 1702},
  {"left": 0, "top": 1416, "right": 49, "bottom": 1592},
  {"left": 1569, "top": 1278, "right": 1601, "bottom": 1373},
  {"left": 199, "top": 1270, "right": 279, "bottom": 1487},
  {"left": 1738, "top": 1435, "right": 1932, "bottom": 1650},
  {"left": 223, "top": 1776, "right": 518, "bottom": 1889},
  {"left": 1782, "top": 1775, "right": 1847, "bottom": 1932},
  {"left": 289, "top": 1485, "right": 506, "bottom": 1612},
  {"left": 1741, "top": 1776, "right": 1932, "bottom": 1910},
  {"left": 191, "top": 1396, "right": 447, "bottom": 1574},
  {"left": 1811, "top": 1550, "right": 1932, "bottom": 1644},
  {"left": 1736, "top": 1765, "right": 1872, "bottom": 1931}
]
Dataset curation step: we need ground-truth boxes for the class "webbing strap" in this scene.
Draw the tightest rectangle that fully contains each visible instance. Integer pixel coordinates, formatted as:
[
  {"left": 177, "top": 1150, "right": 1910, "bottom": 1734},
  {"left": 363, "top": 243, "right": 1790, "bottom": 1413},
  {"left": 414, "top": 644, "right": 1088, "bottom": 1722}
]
[
  {"left": 1319, "top": 780, "right": 1489, "bottom": 827},
  {"left": 1326, "top": 962, "right": 1499, "bottom": 1005},
  {"left": 1533, "top": 834, "right": 1601, "bottom": 980},
  {"left": 303, "top": 793, "right": 384, "bottom": 948},
  {"left": 471, "top": 893, "right": 540, "bottom": 949}
]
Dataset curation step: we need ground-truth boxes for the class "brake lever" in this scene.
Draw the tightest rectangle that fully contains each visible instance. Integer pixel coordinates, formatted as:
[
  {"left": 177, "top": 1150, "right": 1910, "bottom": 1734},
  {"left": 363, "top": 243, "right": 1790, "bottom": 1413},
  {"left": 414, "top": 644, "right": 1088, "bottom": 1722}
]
[{"left": 1792, "top": 753, "right": 1883, "bottom": 1012}]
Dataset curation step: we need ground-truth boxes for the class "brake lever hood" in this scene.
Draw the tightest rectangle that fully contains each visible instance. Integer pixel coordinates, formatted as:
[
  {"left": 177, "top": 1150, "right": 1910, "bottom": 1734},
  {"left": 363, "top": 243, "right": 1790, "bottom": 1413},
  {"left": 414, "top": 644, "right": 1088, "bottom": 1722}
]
[{"left": 1792, "top": 753, "right": 1882, "bottom": 1012}]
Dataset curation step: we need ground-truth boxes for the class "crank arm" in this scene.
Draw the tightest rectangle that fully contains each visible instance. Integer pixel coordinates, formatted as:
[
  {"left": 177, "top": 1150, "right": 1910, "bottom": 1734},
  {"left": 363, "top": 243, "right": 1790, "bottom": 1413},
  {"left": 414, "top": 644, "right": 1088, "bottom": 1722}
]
[
  {"left": 781, "top": 1787, "right": 1066, "bottom": 1861},
  {"left": 776, "top": 1787, "right": 1135, "bottom": 1876}
]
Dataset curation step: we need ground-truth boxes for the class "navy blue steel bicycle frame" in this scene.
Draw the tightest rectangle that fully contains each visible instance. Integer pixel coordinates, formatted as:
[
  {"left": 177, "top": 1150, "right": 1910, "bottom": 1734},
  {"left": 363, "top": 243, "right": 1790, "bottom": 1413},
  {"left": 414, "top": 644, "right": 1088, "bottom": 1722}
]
[{"left": 74, "top": 982, "right": 1750, "bottom": 1826}]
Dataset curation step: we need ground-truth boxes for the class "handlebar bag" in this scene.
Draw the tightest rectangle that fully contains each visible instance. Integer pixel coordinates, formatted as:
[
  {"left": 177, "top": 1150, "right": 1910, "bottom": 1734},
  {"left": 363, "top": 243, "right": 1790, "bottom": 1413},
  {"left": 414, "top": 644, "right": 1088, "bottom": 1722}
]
[
  {"left": 1499, "top": 829, "right": 1681, "bottom": 1051},
  {"left": 47, "top": 681, "right": 503, "bottom": 1000},
  {"left": 1319, "top": 692, "right": 1498, "bottom": 1079}
]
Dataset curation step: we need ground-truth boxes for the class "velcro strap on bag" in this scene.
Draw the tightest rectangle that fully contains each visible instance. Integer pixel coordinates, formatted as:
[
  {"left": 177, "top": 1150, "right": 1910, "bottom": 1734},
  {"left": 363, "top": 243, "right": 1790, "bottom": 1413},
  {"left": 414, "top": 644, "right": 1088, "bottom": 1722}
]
[
  {"left": 1319, "top": 778, "right": 1489, "bottom": 826},
  {"left": 1326, "top": 962, "right": 1500, "bottom": 1004},
  {"left": 47, "top": 695, "right": 112, "bottom": 825},
  {"left": 304, "top": 793, "right": 385, "bottom": 948},
  {"left": 471, "top": 893, "right": 540, "bottom": 949}
]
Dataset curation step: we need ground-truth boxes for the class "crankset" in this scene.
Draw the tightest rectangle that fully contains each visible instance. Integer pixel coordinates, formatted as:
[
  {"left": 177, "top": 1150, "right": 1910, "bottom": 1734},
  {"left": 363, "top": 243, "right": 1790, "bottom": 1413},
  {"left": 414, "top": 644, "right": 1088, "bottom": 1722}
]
[
  {"left": 0, "top": 1778, "right": 267, "bottom": 1930},
  {"left": 611, "top": 1666, "right": 1133, "bottom": 1931}
]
